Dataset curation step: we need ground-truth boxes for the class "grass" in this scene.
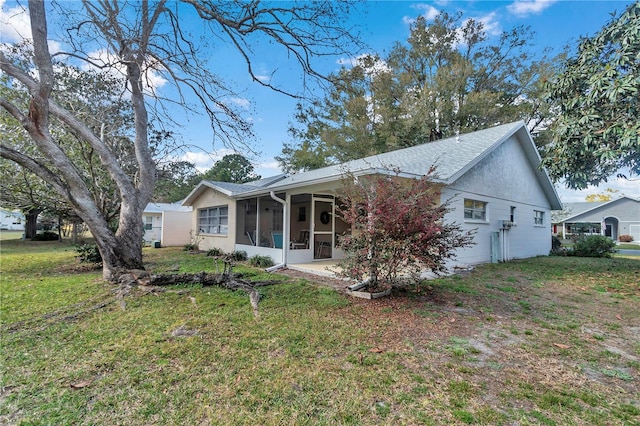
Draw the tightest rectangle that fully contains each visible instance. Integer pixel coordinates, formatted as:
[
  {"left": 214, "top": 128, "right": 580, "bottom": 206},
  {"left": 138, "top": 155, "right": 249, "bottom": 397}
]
[
  {"left": 617, "top": 243, "right": 640, "bottom": 250},
  {"left": 2, "top": 231, "right": 639, "bottom": 425}
]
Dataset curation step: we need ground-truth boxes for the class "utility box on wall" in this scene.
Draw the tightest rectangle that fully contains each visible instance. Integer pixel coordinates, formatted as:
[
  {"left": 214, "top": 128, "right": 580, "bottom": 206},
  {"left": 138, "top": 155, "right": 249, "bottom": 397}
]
[{"left": 490, "top": 232, "right": 500, "bottom": 263}]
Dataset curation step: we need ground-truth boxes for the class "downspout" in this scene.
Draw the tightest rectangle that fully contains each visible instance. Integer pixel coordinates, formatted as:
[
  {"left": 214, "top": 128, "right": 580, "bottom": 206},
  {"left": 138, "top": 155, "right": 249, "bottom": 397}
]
[{"left": 265, "top": 191, "right": 288, "bottom": 272}]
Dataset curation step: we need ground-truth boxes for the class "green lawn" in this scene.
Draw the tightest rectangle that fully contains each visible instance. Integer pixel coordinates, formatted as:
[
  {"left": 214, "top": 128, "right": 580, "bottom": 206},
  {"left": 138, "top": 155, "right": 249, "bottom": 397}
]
[{"left": 2, "top": 233, "right": 639, "bottom": 425}]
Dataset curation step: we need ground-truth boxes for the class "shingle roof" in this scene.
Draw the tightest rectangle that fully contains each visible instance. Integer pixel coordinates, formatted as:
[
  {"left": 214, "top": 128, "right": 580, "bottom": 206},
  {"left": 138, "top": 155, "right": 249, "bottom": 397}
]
[
  {"left": 144, "top": 202, "right": 192, "bottom": 213},
  {"left": 257, "top": 121, "right": 525, "bottom": 189},
  {"left": 555, "top": 196, "right": 640, "bottom": 223},
  {"left": 183, "top": 121, "right": 562, "bottom": 210}
]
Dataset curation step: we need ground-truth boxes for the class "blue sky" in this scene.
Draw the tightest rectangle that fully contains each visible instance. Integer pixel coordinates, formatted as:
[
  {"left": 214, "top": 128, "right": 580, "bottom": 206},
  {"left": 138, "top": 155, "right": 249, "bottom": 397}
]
[{"left": 2, "top": 0, "right": 638, "bottom": 203}]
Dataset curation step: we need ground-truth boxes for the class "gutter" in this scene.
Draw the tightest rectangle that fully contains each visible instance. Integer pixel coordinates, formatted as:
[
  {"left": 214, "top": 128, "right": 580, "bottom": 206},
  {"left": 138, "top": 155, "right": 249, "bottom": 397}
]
[{"left": 265, "top": 191, "right": 287, "bottom": 272}]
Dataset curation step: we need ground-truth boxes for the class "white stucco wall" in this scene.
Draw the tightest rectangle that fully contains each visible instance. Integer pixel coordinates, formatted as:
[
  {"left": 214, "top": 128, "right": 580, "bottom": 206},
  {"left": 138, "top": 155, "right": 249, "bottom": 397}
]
[
  {"left": 189, "top": 188, "right": 237, "bottom": 253},
  {"left": 0, "top": 209, "right": 25, "bottom": 231},
  {"left": 161, "top": 211, "right": 192, "bottom": 246},
  {"left": 442, "top": 134, "right": 553, "bottom": 266}
]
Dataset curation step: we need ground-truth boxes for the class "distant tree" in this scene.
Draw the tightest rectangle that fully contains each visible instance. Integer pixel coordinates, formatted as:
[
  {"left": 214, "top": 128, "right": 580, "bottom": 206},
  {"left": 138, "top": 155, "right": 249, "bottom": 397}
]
[
  {"left": 154, "top": 160, "right": 200, "bottom": 203},
  {"left": 1, "top": 0, "right": 361, "bottom": 281},
  {"left": 336, "top": 168, "right": 475, "bottom": 291},
  {"left": 542, "top": 3, "right": 639, "bottom": 189},
  {"left": 279, "top": 12, "right": 561, "bottom": 172},
  {"left": 585, "top": 188, "right": 619, "bottom": 202},
  {"left": 201, "top": 154, "right": 261, "bottom": 184}
]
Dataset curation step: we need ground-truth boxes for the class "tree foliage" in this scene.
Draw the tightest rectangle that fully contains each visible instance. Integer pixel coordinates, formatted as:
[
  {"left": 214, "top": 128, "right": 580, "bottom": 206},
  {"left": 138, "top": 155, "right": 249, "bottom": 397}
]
[
  {"left": 201, "top": 154, "right": 261, "bottom": 184},
  {"left": 278, "top": 12, "right": 561, "bottom": 172},
  {"left": 584, "top": 188, "right": 619, "bottom": 202},
  {"left": 542, "top": 3, "right": 639, "bottom": 189},
  {"left": 336, "top": 168, "right": 475, "bottom": 290},
  {"left": 154, "top": 160, "right": 200, "bottom": 202}
]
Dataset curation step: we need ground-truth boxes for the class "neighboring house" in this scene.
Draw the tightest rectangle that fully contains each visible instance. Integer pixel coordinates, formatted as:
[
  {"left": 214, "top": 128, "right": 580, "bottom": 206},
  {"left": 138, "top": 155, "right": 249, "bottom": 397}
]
[
  {"left": 0, "top": 209, "right": 25, "bottom": 231},
  {"left": 143, "top": 202, "right": 192, "bottom": 247},
  {"left": 183, "top": 121, "right": 562, "bottom": 270},
  {"left": 553, "top": 197, "right": 640, "bottom": 241}
]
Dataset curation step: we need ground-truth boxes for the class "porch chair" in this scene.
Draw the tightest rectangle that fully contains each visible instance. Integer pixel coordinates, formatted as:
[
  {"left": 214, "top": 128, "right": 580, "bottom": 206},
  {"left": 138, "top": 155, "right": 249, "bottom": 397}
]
[
  {"left": 316, "top": 240, "right": 331, "bottom": 258},
  {"left": 246, "top": 230, "right": 256, "bottom": 246},
  {"left": 291, "top": 230, "right": 309, "bottom": 249},
  {"left": 271, "top": 232, "right": 283, "bottom": 249}
]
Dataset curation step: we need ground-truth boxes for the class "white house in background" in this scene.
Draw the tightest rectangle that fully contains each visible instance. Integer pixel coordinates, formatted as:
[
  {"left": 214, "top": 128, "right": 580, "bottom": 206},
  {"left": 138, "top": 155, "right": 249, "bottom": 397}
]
[
  {"left": 182, "top": 121, "right": 563, "bottom": 271},
  {"left": 0, "top": 209, "right": 25, "bottom": 231},
  {"left": 553, "top": 197, "right": 640, "bottom": 241},
  {"left": 142, "top": 202, "right": 192, "bottom": 247}
]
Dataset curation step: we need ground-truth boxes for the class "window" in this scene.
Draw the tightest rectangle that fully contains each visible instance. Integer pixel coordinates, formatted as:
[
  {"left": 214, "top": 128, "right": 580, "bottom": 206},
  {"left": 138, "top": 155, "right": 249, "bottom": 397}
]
[
  {"left": 510, "top": 206, "right": 516, "bottom": 223},
  {"left": 144, "top": 216, "right": 153, "bottom": 230},
  {"left": 198, "top": 206, "right": 229, "bottom": 234},
  {"left": 534, "top": 210, "right": 544, "bottom": 225},
  {"left": 464, "top": 199, "right": 487, "bottom": 221}
]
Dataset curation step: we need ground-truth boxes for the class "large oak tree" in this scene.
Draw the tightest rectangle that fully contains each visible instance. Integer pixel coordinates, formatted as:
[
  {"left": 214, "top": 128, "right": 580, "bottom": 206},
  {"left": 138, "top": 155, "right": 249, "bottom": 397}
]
[
  {"left": 278, "top": 12, "right": 561, "bottom": 172},
  {"left": 0, "top": 0, "right": 361, "bottom": 281}
]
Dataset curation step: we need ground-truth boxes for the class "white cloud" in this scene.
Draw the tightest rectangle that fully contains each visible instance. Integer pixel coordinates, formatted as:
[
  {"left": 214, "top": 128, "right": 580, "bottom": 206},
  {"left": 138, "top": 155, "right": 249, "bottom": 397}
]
[
  {"left": 229, "top": 97, "right": 250, "bottom": 110},
  {"left": 255, "top": 158, "right": 283, "bottom": 178},
  {"left": 555, "top": 175, "right": 640, "bottom": 204},
  {"left": 0, "top": 1, "right": 61, "bottom": 53},
  {"left": 0, "top": 0, "right": 30, "bottom": 43},
  {"left": 178, "top": 149, "right": 237, "bottom": 173},
  {"left": 80, "top": 48, "right": 168, "bottom": 94},
  {"left": 507, "top": 0, "right": 557, "bottom": 17},
  {"left": 255, "top": 74, "right": 271, "bottom": 84},
  {"left": 474, "top": 12, "right": 501, "bottom": 37},
  {"left": 336, "top": 54, "right": 391, "bottom": 76},
  {"left": 407, "top": 3, "right": 440, "bottom": 23}
]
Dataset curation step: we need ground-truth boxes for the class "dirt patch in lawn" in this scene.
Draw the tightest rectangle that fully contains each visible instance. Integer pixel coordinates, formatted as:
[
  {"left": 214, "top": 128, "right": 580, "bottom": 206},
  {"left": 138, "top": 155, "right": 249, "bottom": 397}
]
[{"left": 277, "top": 261, "right": 640, "bottom": 414}]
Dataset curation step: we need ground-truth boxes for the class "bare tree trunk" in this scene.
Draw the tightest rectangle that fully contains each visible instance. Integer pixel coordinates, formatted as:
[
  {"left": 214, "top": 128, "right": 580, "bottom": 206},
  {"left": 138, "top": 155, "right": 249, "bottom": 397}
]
[{"left": 24, "top": 208, "right": 40, "bottom": 239}]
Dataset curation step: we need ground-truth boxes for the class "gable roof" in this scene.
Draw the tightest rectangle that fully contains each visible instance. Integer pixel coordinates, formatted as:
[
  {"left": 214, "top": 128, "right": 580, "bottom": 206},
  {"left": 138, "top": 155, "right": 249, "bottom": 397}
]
[
  {"left": 551, "top": 201, "right": 607, "bottom": 222},
  {"left": 183, "top": 122, "right": 562, "bottom": 210},
  {"left": 182, "top": 174, "right": 287, "bottom": 205},
  {"left": 556, "top": 196, "right": 640, "bottom": 223}
]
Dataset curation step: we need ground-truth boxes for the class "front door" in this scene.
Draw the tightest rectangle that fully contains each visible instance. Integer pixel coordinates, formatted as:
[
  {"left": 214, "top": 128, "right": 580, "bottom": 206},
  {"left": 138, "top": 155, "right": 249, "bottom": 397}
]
[{"left": 313, "top": 197, "right": 334, "bottom": 260}]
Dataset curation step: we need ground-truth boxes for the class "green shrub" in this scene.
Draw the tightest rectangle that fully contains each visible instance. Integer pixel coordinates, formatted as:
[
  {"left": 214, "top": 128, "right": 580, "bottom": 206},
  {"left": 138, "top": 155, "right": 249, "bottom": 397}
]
[
  {"left": 229, "top": 250, "right": 248, "bottom": 261},
  {"left": 551, "top": 236, "right": 562, "bottom": 252},
  {"left": 619, "top": 234, "right": 634, "bottom": 243},
  {"left": 74, "top": 243, "right": 102, "bottom": 265},
  {"left": 248, "top": 255, "right": 274, "bottom": 268},
  {"left": 572, "top": 235, "right": 616, "bottom": 258},
  {"left": 31, "top": 231, "right": 59, "bottom": 241},
  {"left": 183, "top": 243, "right": 199, "bottom": 252},
  {"left": 206, "top": 247, "right": 224, "bottom": 257}
]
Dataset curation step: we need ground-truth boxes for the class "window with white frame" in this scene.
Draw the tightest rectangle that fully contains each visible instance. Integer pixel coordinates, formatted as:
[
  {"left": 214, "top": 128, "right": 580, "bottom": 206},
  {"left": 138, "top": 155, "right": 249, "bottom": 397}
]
[
  {"left": 534, "top": 210, "right": 544, "bottom": 225},
  {"left": 464, "top": 199, "right": 487, "bottom": 221},
  {"left": 198, "top": 206, "right": 229, "bottom": 235},
  {"left": 144, "top": 216, "right": 153, "bottom": 230}
]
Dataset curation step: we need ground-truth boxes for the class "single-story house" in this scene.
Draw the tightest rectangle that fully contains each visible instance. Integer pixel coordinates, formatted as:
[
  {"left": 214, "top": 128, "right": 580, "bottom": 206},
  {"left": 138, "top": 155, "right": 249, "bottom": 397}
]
[
  {"left": 0, "top": 208, "right": 25, "bottom": 231},
  {"left": 182, "top": 121, "right": 562, "bottom": 270},
  {"left": 553, "top": 196, "right": 640, "bottom": 241},
  {"left": 143, "top": 202, "right": 193, "bottom": 247}
]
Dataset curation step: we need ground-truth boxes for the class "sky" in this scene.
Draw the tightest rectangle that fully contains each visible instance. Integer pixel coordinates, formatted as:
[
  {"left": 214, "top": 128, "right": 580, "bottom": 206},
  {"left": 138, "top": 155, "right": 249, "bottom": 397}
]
[{"left": 1, "top": 0, "right": 638, "bottom": 204}]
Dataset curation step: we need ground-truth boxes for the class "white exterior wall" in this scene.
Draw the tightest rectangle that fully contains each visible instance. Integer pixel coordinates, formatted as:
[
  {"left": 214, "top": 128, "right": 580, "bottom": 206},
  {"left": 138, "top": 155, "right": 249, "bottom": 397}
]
[
  {"left": 0, "top": 209, "right": 25, "bottom": 231},
  {"left": 161, "top": 211, "right": 192, "bottom": 246},
  {"left": 189, "top": 188, "right": 237, "bottom": 253},
  {"left": 442, "top": 134, "right": 553, "bottom": 266},
  {"left": 142, "top": 213, "right": 162, "bottom": 243}
]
